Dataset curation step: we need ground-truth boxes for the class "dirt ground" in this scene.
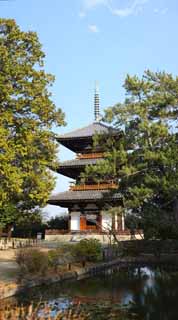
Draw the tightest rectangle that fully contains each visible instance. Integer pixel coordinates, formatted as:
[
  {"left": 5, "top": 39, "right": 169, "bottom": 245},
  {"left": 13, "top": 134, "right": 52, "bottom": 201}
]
[
  {"left": 0, "top": 250, "right": 16, "bottom": 261},
  {"left": 0, "top": 247, "right": 50, "bottom": 284},
  {"left": 0, "top": 250, "right": 18, "bottom": 284}
]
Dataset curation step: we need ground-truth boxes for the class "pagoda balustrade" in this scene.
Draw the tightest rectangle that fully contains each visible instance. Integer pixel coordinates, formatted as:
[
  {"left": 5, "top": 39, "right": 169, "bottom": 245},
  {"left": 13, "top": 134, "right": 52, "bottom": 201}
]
[
  {"left": 69, "top": 181, "right": 118, "bottom": 191},
  {"left": 76, "top": 152, "right": 105, "bottom": 159}
]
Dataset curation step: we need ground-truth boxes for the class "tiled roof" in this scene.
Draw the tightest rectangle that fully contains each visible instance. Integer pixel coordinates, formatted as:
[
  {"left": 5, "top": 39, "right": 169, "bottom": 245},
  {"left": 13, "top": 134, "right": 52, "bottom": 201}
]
[
  {"left": 48, "top": 190, "right": 121, "bottom": 203},
  {"left": 59, "top": 158, "right": 103, "bottom": 168},
  {"left": 58, "top": 122, "right": 116, "bottom": 139}
]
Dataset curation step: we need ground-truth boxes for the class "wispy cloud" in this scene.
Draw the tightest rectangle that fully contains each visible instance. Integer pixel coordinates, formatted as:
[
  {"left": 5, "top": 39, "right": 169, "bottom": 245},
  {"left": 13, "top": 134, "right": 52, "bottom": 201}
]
[
  {"left": 88, "top": 24, "right": 100, "bottom": 33},
  {"left": 110, "top": 0, "right": 148, "bottom": 17},
  {"left": 80, "top": 0, "right": 149, "bottom": 18},
  {"left": 154, "top": 7, "right": 168, "bottom": 15},
  {"left": 79, "top": 0, "right": 108, "bottom": 18},
  {"left": 79, "top": 11, "right": 86, "bottom": 18},
  {"left": 84, "top": 0, "right": 109, "bottom": 10}
]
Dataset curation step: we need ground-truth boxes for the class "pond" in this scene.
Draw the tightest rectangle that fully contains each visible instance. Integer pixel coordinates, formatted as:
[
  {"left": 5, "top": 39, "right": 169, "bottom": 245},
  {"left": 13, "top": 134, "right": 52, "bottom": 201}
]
[{"left": 4, "top": 267, "right": 178, "bottom": 319}]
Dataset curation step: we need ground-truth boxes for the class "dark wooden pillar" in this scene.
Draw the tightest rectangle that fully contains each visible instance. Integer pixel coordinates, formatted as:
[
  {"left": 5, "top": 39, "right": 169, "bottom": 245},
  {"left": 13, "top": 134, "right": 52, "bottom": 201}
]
[
  {"left": 97, "top": 205, "right": 103, "bottom": 232},
  {"left": 68, "top": 210, "right": 71, "bottom": 232},
  {"left": 80, "top": 215, "right": 86, "bottom": 230},
  {"left": 97, "top": 213, "right": 102, "bottom": 232},
  {"left": 112, "top": 214, "right": 115, "bottom": 231},
  {"left": 117, "top": 214, "right": 122, "bottom": 231},
  {"left": 79, "top": 204, "right": 86, "bottom": 231}
]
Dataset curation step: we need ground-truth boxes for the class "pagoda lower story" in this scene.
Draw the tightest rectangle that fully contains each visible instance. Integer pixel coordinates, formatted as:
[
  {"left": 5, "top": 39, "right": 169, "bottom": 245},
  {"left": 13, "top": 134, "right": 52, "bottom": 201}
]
[{"left": 47, "top": 185, "right": 126, "bottom": 235}]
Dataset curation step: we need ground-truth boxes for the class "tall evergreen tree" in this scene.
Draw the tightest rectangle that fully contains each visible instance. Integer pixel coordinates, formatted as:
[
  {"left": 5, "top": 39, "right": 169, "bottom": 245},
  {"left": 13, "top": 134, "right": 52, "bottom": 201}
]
[
  {"left": 85, "top": 71, "right": 178, "bottom": 239},
  {"left": 0, "top": 19, "right": 65, "bottom": 229}
]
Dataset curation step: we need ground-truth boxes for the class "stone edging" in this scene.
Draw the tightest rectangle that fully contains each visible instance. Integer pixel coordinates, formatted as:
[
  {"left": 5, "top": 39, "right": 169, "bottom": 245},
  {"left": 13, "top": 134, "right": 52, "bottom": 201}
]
[
  {"left": 0, "top": 259, "right": 121, "bottom": 300},
  {"left": 1, "top": 255, "right": 178, "bottom": 300},
  {"left": 0, "top": 264, "right": 96, "bottom": 300}
]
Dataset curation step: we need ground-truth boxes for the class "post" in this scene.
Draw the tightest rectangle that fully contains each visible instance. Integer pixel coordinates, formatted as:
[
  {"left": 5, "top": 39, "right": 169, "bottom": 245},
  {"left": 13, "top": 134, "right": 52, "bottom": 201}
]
[{"left": 121, "top": 213, "right": 125, "bottom": 231}]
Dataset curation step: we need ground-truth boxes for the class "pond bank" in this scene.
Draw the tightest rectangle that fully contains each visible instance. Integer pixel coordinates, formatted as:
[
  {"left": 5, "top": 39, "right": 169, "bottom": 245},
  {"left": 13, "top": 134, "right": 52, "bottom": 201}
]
[{"left": 1, "top": 254, "right": 178, "bottom": 300}]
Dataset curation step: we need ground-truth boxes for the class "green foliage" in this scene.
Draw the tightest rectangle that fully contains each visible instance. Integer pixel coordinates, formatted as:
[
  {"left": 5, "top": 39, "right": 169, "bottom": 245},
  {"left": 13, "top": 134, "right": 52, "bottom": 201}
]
[
  {"left": 73, "top": 239, "right": 102, "bottom": 263},
  {"left": 12, "top": 209, "right": 46, "bottom": 238},
  {"left": 83, "top": 70, "right": 178, "bottom": 239},
  {"left": 47, "top": 215, "right": 69, "bottom": 230},
  {"left": 16, "top": 248, "right": 49, "bottom": 276},
  {"left": 48, "top": 249, "right": 60, "bottom": 270},
  {"left": 48, "top": 245, "right": 74, "bottom": 269},
  {"left": 0, "top": 19, "right": 65, "bottom": 227},
  {"left": 0, "top": 203, "right": 17, "bottom": 229}
]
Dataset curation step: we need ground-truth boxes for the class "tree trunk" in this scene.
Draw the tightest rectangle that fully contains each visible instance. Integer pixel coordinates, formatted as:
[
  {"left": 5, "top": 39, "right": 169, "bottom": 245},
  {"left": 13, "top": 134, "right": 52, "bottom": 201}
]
[
  {"left": 174, "top": 198, "right": 178, "bottom": 224},
  {"left": 7, "top": 224, "right": 13, "bottom": 240}
]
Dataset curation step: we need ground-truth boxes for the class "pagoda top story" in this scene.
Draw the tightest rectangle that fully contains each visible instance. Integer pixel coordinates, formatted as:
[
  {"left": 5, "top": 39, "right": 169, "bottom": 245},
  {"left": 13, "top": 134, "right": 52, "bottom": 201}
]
[
  {"left": 57, "top": 122, "right": 116, "bottom": 153},
  {"left": 56, "top": 84, "right": 117, "bottom": 153}
]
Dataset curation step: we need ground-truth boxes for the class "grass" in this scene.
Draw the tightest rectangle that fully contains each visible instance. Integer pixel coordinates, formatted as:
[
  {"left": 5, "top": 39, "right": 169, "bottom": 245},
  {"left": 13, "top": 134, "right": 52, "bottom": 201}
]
[{"left": 0, "top": 301, "right": 136, "bottom": 320}]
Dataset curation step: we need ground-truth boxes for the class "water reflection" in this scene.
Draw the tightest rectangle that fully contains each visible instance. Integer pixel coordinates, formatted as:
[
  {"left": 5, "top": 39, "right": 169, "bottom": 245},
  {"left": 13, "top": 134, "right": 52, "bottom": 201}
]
[
  {"left": 5, "top": 267, "right": 178, "bottom": 320},
  {"left": 130, "top": 269, "right": 178, "bottom": 320}
]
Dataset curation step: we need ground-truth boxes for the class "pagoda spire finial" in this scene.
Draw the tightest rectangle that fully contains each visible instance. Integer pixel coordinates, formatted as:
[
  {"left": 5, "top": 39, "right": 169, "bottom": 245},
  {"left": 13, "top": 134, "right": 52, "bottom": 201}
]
[{"left": 94, "top": 81, "right": 100, "bottom": 122}]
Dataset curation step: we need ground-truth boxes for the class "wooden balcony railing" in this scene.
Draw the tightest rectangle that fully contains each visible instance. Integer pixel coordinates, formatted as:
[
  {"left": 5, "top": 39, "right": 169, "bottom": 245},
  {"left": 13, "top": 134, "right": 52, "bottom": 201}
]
[
  {"left": 76, "top": 153, "right": 105, "bottom": 159},
  {"left": 70, "top": 182, "right": 118, "bottom": 191}
]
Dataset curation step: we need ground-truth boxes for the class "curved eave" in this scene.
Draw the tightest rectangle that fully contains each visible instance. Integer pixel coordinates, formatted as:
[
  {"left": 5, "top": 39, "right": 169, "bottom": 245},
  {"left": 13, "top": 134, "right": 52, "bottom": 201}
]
[
  {"left": 57, "top": 122, "right": 117, "bottom": 139},
  {"left": 56, "top": 122, "right": 119, "bottom": 152},
  {"left": 57, "top": 166, "right": 82, "bottom": 179},
  {"left": 56, "top": 158, "right": 103, "bottom": 178},
  {"left": 48, "top": 190, "right": 121, "bottom": 207},
  {"left": 57, "top": 136, "right": 93, "bottom": 153}
]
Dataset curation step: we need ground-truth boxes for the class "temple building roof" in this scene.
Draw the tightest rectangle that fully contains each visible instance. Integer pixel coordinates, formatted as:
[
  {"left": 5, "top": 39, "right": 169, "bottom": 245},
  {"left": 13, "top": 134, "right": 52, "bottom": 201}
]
[
  {"left": 57, "top": 122, "right": 118, "bottom": 153},
  {"left": 59, "top": 157, "right": 101, "bottom": 168},
  {"left": 56, "top": 158, "right": 102, "bottom": 178},
  {"left": 48, "top": 190, "right": 121, "bottom": 207},
  {"left": 57, "top": 122, "right": 115, "bottom": 140}
]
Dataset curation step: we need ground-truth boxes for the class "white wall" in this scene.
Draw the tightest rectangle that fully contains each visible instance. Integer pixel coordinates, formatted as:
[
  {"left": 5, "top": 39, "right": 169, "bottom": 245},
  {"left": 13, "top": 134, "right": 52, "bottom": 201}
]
[
  {"left": 71, "top": 212, "right": 80, "bottom": 231},
  {"left": 121, "top": 213, "right": 125, "bottom": 231},
  {"left": 45, "top": 234, "right": 143, "bottom": 242},
  {"left": 101, "top": 211, "right": 112, "bottom": 231},
  {"left": 115, "top": 213, "right": 118, "bottom": 230}
]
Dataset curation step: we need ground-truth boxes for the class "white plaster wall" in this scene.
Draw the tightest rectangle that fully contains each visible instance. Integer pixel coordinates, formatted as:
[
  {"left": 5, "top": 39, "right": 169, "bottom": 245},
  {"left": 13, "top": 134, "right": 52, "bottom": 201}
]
[
  {"left": 45, "top": 234, "right": 143, "bottom": 242},
  {"left": 101, "top": 212, "right": 112, "bottom": 231},
  {"left": 121, "top": 213, "right": 125, "bottom": 231},
  {"left": 70, "top": 212, "right": 80, "bottom": 231}
]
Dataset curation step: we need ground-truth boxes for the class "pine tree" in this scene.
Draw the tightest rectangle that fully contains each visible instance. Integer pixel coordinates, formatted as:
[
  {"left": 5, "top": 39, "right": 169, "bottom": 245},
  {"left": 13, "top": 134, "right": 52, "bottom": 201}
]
[{"left": 85, "top": 70, "right": 178, "bottom": 239}]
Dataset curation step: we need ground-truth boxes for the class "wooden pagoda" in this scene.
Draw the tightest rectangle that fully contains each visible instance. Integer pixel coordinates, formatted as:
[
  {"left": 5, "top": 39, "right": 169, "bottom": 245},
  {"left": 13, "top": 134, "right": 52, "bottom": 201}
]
[{"left": 47, "top": 87, "right": 127, "bottom": 237}]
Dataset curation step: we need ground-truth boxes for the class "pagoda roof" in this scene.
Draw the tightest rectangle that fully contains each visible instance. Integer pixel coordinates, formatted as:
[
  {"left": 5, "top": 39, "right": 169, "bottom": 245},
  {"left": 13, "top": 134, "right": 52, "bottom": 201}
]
[
  {"left": 56, "top": 158, "right": 104, "bottom": 179},
  {"left": 58, "top": 122, "right": 116, "bottom": 140},
  {"left": 57, "top": 122, "right": 118, "bottom": 153},
  {"left": 48, "top": 190, "right": 120, "bottom": 207},
  {"left": 60, "top": 157, "right": 101, "bottom": 168}
]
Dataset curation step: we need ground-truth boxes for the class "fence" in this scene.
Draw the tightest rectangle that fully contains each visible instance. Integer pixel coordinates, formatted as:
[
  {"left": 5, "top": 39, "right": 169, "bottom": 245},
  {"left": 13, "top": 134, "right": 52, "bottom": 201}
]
[
  {"left": 102, "top": 239, "right": 178, "bottom": 261},
  {"left": 0, "top": 238, "right": 40, "bottom": 250}
]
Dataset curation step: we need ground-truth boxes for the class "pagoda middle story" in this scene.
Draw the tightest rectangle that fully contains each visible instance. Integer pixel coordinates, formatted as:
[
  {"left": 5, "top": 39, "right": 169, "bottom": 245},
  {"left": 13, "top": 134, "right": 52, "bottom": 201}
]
[{"left": 47, "top": 88, "right": 130, "bottom": 239}]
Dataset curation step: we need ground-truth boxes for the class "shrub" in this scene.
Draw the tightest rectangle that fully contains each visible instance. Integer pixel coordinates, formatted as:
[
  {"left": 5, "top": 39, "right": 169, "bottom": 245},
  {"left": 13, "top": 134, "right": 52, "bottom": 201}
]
[
  {"left": 48, "top": 245, "right": 75, "bottom": 270},
  {"left": 16, "top": 248, "right": 49, "bottom": 276},
  {"left": 73, "top": 239, "right": 102, "bottom": 265},
  {"left": 48, "top": 249, "right": 60, "bottom": 270},
  {"left": 47, "top": 215, "right": 69, "bottom": 230}
]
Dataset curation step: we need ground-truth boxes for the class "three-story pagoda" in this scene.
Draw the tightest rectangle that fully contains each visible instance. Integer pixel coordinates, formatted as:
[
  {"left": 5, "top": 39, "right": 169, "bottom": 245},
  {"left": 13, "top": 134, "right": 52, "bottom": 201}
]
[{"left": 47, "top": 87, "right": 127, "bottom": 237}]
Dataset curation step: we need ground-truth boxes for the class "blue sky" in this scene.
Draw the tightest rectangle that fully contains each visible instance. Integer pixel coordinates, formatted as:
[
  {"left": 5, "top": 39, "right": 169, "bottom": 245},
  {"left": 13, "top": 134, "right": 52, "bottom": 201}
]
[{"left": 0, "top": 0, "right": 177, "bottom": 217}]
